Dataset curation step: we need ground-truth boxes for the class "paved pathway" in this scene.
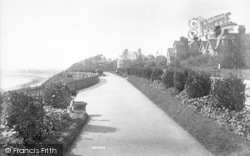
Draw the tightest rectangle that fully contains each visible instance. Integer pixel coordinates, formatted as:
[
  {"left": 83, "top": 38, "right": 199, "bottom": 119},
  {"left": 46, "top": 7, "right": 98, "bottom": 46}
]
[{"left": 66, "top": 73, "right": 213, "bottom": 156}]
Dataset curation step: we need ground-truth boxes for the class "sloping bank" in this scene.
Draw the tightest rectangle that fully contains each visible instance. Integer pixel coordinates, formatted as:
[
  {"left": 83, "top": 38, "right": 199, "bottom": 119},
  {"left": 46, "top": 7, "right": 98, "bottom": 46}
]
[{"left": 127, "top": 76, "right": 250, "bottom": 156}]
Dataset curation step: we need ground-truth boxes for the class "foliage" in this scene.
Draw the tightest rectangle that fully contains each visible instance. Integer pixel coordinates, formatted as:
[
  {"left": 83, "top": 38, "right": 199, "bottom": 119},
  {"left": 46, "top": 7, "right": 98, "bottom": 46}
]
[
  {"left": 181, "top": 54, "right": 220, "bottom": 68},
  {"left": 182, "top": 94, "right": 250, "bottom": 141},
  {"left": 44, "top": 106, "right": 72, "bottom": 133},
  {"left": 210, "top": 74, "right": 246, "bottom": 112},
  {"left": 143, "top": 68, "right": 153, "bottom": 79},
  {"left": 44, "top": 82, "right": 72, "bottom": 109},
  {"left": 185, "top": 70, "right": 211, "bottom": 98},
  {"left": 1, "top": 90, "right": 74, "bottom": 146},
  {"left": 161, "top": 67, "right": 175, "bottom": 88},
  {"left": 67, "top": 54, "right": 116, "bottom": 71},
  {"left": 221, "top": 35, "right": 249, "bottom": 69},
  {"left": 3, "top": 91, "right": 51, "bottom": 145},
  {"left": 174, "top": 68, "right": 188, "bottom": 92},
  {"left": 150, "top": 68, "right": 163, "bottom": 81}
]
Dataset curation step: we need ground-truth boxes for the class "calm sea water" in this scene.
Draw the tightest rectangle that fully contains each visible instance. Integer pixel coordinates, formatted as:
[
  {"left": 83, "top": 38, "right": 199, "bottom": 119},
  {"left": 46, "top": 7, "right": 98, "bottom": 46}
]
[{"left": 0, "top": 76, "right": 33, "bottom": 90}]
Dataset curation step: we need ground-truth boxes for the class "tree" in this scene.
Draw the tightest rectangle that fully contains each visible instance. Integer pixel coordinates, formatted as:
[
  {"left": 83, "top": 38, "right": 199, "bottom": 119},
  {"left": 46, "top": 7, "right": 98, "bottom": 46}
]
[
  {"left": 121, "top": 49, "right": 129, "bottom": 60},
  {"left": 221, "top": 35, "right": 248, "bottom": 68}
]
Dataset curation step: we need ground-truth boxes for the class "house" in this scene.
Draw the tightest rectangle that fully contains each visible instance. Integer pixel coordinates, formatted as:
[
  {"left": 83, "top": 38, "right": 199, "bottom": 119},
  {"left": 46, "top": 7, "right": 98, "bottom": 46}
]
[
  {"left": 173, "top": 41, "right": 186, "bottom": 56},
  {"left": 188, "top": 40, "right": 201, "bottom": 55}
]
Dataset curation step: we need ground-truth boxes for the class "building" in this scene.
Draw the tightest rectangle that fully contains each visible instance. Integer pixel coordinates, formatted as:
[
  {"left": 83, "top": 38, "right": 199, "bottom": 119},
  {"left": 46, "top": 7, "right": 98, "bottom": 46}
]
[{"left": 173, "top": 41, "right": 186, "bottom": 56}]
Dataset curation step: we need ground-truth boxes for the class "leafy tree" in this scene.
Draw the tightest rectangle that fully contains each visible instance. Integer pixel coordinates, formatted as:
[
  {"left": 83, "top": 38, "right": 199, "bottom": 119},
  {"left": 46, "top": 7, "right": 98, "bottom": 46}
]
[{"left": 221, "top": 35, "right": 248, "bottom": 68}]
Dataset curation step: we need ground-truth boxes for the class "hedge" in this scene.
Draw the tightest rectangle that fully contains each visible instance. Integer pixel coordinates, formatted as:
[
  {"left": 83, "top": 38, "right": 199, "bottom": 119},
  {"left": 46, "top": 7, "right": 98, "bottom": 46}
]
[
  {"left": 174, "top": 68, "right": 188, "bottom": 92},
  {"left": 150, "top": 68, "right": 163, "bottom": 81},
  {"left": 161, "top": 67, "right": 175, "bottom": 89},
  {"left": 185, "top": 70, "right": 212, "bottom": 98},
  {"left": 210, "top": 74, "right": 246, "bottom": 112}
]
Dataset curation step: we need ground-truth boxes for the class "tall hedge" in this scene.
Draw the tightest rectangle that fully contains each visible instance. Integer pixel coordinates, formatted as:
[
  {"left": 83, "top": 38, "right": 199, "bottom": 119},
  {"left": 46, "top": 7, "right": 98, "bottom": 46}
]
[
  {"left": 210, "top": 74, "right": 246, "bottom": 112},
  {"left": 185, "top": 70, "right": 211, "bottom": 98},
  {"left": 174, "top": 68, "right": 188, "bottom": 92},
  {"left": 150, "top": 68, "right": 163, "bottom": 81}
]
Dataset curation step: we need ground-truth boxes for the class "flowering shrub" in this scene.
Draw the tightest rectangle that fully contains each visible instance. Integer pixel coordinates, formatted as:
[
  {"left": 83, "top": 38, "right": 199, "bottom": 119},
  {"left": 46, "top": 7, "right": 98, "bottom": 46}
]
[
  {"left": 150, "top": 68, "right": 163, "bottom": 81},
  {"left": 185, "top": 70, "right": 211, "bottom": 98},
  {"left": 161, "top": 67, "right": 175, "bottom": 89},
  {"left": 174, "top": 68, "right": 188, "bottom": 92},
  {"left": 210, "top": 74, "right": 246, "bottom": 112},
  {"left": 44, "top": 82, "right": 72, "bottom": 109}
]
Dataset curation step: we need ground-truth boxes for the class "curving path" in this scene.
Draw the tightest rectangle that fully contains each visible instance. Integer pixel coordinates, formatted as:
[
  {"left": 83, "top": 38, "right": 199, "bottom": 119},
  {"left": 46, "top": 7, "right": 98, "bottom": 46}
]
[{"left": 66, "top": 73, "right": 213, "bottom": 156}]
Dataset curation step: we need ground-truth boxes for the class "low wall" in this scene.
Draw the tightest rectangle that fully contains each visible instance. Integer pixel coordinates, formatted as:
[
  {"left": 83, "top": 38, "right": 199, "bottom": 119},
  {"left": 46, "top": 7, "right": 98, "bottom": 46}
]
[{"left": 67, "top": 74, "right": 99, "bottom": 91}]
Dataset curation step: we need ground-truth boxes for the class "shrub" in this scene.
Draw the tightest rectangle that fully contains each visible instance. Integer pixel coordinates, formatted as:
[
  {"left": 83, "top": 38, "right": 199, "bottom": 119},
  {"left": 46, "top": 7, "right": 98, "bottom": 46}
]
[
  {"left": 143, "top": 68, "right": 153, "bottom": 79},
  {"left": 161, "top": 67, "right": 175, "bottom": 88},
  {"left": 185, "top": 70, "right": 211, "bottom": 98},
  {"left": 44, "top": 83, "right": 72, "bottom": 109},
  {"left": 150, "top": 68, "right": 163, "bottom": 81},
  {"left": 44, "top": 106, "right": 72, "bottom": 133},
  {"left": 174, "top": 68, "right": 188, "bottom": 92},
  {"left": 210, "top": 74, "right": 246, "bottom": 112},
  {"left": 4, "top": 91, "right": 50, "bottom": 145}
]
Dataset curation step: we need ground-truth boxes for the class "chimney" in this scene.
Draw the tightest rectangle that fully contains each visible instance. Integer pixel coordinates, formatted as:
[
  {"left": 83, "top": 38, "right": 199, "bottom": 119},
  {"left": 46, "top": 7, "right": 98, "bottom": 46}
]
[{"left": 238, "top": 25, "right": 246, "bottom": 35}]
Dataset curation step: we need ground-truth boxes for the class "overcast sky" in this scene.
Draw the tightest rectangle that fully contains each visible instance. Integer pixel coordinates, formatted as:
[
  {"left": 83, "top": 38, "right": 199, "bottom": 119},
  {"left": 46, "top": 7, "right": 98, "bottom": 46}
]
[{"left": 1, "top": 0, "right": 250, "bottom": 70}]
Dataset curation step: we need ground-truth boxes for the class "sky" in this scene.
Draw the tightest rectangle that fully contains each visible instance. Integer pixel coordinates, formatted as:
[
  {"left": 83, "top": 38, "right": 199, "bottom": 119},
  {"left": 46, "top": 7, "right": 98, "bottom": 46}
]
[{"left": 1, "top": 0, "right": 250, "bottom": 70}]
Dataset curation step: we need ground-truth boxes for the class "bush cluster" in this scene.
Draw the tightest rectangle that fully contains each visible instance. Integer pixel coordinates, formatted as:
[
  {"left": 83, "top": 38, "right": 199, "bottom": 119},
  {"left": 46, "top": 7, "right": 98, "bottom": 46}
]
[
  {"left": 1, "top": 82, "right": 75, "bottom": 146},
  {"left": 44, "top": 82, "right": 73, "bottom": 109},
  {"left": 161, "top": 67, "right": 175, "bottom": 89},
  {"left": 183, "top": 95, "right": 250, "bottom": 140},
  {"left": 185, "top": 70, "right": 211, "bottom": 98},
  {"left": 211, "top": 74, "right": 246, "bottom": 112},
  {"left": 123, "top": 66, "right": 248, "bottom": 141},
  {"left": 150, "top": 68, "right": 163, "bottom": 81},
  {"left": 174, "top": 68, "right": 188, "bottom": 92},
  {"left": 3, "top": 92, "right": 51, "bottom": 145},
  {"left": 143, "top": 68, "right": 153, "bottom": 80}
]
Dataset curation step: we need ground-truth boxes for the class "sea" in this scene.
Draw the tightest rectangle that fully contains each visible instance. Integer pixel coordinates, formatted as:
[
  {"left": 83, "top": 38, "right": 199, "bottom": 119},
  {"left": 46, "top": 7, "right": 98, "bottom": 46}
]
[
  {"left": 0, "top": 76, "right": 33, "bottom": 90},
  {"left": 0, "top": 71, "right": 57, "bottom": 91}
]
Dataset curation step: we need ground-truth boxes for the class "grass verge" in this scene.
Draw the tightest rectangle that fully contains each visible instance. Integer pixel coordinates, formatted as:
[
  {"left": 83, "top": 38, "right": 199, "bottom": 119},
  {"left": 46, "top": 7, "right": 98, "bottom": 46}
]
[{"left": 127, "top": 76, "right": 250, "bottom": 156}]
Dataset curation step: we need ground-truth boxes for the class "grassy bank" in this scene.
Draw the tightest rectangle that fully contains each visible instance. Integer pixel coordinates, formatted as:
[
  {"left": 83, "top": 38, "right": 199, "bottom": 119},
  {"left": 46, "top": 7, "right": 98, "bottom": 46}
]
[{"left": 127, "top": 76, "right": 250, "bottom": 156}]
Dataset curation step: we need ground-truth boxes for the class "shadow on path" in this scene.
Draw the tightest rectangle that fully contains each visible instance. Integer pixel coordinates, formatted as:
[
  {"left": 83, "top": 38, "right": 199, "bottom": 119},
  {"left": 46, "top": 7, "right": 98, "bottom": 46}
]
[
  {"left": 84, "top": 125, "right": 118, "bottom": 134},
  {"left": 89, "top": 114, "right": 102, "bottom": 118}
]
